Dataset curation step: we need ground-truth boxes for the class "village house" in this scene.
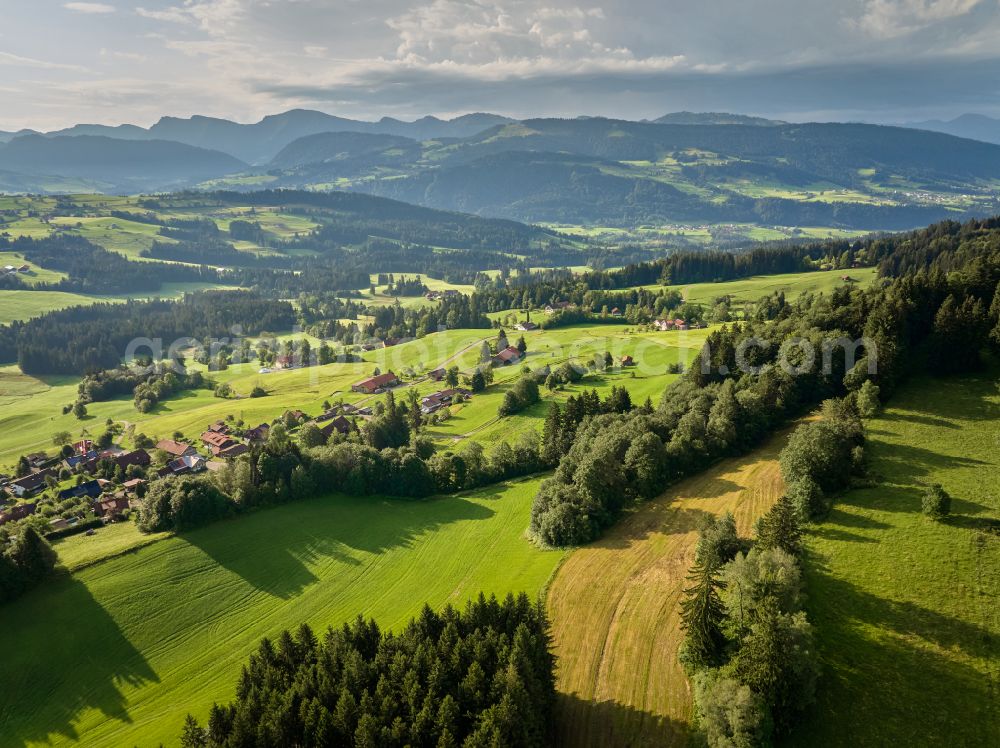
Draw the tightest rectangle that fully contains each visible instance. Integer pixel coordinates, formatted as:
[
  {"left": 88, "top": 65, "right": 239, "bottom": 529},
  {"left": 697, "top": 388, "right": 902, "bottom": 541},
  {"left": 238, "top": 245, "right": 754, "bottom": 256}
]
[
  {"left": 320, "top": 416, "right": 353, "bottom": 439},
  {"left": 206, "top": 421, "right": 230, "bottom": 435},
  {"left": 514, "top": 321, "right": 538, "bottom": 331},
  {"left": 544, "top": 301, "right": 573, "bottom": 314},
  {"left": 5, "top": 470, "right": 53, "bottom": 498},
  {"left": 428, "top": 368, "right": 446, "bottom": 382},
  {"left": 352, "top": 371, "right": 400, "bottom": 394},
  {"left": 244, "top": 423, "right": 271, "bottom": 442},
  {"left": 621, "top": 355, "right": 636, "bottom": 367},
  {"left": 80, "top": 449, "right": 151, "bottom": 476},
  {"left": 159, "top": 454, "right": 207, "bottom": 476},
  {"left": 63, "top": 449, "right": 100, "bottom": 472},
  {"left": 654, "top": 319, "right": 674, "bottom": 331},
  {"left": 57, "top": 479, "right": 106, "bottom": 501},
  {"left": 421, "top": 388, "right": 472, "bottom": 414},
  {"left": 155, "top": 439, "right": 198, "bottom": 459},
  {"left": 122, "top": 478, "right": 147, "bottom": 495},
  {"left": 610, "top": 307, "right": 622, "bottom": 317},
  {"left": 201, "top": 431, "right": 247, "bottom": 458},
  {"left": 72, "top": 439, "right": 94, "bottom": 455},
  {"left": 492, "top": 346, "right": 522, "bottom": 366},
  {"left": 94, "top": 495, "right": 130, "bottom": 519},
  {"left": 0, "top": 501, "right": 37, "bottom": 525}
]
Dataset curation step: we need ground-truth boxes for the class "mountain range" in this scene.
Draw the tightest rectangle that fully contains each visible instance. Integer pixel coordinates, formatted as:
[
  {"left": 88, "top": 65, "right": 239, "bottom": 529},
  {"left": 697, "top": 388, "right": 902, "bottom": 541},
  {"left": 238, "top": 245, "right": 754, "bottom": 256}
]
[
  {"left": 1, "top": 109, "right": 998, "bottom": 230},
  {"left": 904, "top": 113, "right": 1000, "bottom": 146}
]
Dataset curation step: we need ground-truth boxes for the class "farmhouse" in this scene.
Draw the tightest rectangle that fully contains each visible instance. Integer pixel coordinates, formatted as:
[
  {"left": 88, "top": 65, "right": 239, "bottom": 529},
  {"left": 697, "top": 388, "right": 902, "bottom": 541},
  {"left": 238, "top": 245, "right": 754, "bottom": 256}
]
[
  {"left": 352, "top": 371, "right": 400, "bottom": 394},
  {"left": 514, "top": 321, "right": 538, "bottom": 331},
  {"left": 122, "top": 478, "right": 147, "bottom": 494},
  {"left": 653, "top": 319, "right": 674, "bottom": 331},
  {"left": 156, "top": 439, "right": 198, "bottom": 458},
  {"left": 492, "top": 346, "right": 522, "bottom": 366},
  {"left": 72, "top": 439, "right": 94, "bottom": 454},
  {"left": 544, "top": 301, "right": 573, "bottom": 314},
  {"left": 216, "top": 443, "right": 249, "bottom": 459},
  {"left": 201, "top": 430, "right": 238, "bottom": 451},
  {"left": 621, "top": 355, "right": 636, "bottom": 367},
  {"left": 428, "top": 368, "right": 446, "bottom": 381}
]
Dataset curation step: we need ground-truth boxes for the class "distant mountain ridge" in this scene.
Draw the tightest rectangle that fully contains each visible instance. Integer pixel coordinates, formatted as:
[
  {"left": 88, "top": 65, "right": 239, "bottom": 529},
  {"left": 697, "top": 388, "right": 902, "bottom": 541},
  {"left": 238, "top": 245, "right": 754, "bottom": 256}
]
[
  {"left": 652, "top": 111, "right": 785, "bottom": 126},
  {"left": 0, "top": 135, "right": 246, "bottom": 192},
  {"left": 33, "top": 109, "right": 515, "bottom": 163},
  {"left": 904, "top": 113, "right": 1000, "bottom": 146}
]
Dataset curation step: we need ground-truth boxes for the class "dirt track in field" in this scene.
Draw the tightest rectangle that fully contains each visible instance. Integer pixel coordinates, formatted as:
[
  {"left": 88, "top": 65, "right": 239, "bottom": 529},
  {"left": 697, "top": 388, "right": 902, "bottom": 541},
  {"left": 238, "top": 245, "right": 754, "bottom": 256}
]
[{"left": 546, "top": 428, "right": 792, "bottom": 747}]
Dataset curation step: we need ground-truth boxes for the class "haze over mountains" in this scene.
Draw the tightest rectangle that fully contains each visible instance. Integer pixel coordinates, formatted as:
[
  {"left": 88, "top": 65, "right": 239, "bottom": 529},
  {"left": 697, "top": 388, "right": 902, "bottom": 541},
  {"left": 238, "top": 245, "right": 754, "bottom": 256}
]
[
  {"left": 904, "top": 113, "right": 1000, "bottom": 146},
  {"left": 1, "top": 108, "right": 998, "bottom": 231}
]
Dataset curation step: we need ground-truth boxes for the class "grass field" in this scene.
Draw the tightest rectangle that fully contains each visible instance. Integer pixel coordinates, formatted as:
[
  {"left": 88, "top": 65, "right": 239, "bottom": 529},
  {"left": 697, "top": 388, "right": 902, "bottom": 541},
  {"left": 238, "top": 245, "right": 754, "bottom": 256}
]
[
  {"left": 791, "top": 374, "right": 1000, "bottom": 746},
  {"left": 545, "top": 423, "right": 793, "bottom": 746},
  {"left": 663, "top": 266, "right": 879, "bottom": 305},
  {"left": 0, "top": 479, "right": 564, "bottom": 747},
  {"left": 0, "top": 282, "right": 234, "bottom": 325}
]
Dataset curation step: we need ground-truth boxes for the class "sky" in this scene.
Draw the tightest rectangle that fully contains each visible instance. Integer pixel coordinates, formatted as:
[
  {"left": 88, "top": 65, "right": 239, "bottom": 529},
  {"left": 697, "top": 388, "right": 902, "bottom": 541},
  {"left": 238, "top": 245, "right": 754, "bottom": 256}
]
[{"left": 2, "top": 0, "right": 1000, "bottom": 131}]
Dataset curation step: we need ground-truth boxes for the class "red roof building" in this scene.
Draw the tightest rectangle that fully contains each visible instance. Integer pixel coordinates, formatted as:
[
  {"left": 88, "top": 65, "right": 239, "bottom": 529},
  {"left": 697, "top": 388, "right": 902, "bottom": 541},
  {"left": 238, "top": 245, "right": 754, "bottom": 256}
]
[{"left": 351, "top": 371, "right": 400, "bottom": 394}]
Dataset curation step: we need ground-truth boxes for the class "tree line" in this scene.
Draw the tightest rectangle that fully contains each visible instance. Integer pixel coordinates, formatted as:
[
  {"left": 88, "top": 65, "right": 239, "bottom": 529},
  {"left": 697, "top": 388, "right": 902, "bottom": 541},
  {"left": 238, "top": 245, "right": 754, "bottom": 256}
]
[{"left": 179, "top": 593, "right": 555, "bottom": 747}]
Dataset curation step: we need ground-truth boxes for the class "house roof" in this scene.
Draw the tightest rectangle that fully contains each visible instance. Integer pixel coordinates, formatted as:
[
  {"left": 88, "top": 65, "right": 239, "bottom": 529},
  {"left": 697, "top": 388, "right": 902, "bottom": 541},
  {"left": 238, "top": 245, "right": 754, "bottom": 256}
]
[
  {"left": 201, "top": 431, "right": 235, "bottom": 448},
  {"left": 495, "top": 346, "right": 521, "bottom": 362},
  {"left": 354, "top": 371, "right": 398, "bottom": 390},
  {"left": 156, "top": 439, "right": 194, "bottom": 457}
]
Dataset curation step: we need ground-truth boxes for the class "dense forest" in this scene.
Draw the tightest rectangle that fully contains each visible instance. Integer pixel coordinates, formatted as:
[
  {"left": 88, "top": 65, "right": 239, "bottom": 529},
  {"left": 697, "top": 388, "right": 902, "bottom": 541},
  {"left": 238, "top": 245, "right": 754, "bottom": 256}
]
[
  {"left": 0, "top": 292, "right": 295, "bottom": 374},
  {"left": 179, "top": 593, "right": 555, "bottom": 747}
]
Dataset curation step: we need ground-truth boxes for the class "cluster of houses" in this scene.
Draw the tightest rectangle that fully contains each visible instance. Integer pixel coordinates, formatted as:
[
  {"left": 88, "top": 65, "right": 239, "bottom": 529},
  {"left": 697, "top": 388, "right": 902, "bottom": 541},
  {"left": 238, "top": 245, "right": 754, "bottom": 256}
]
[
  {"left": 421, "top": 388, "right": 472, "bottom": 415},
  {"left": 424, "top": 289, "right": 460, "bottom": 301},
  {"left": 2, "top": 263, "right": 30, "bottom": 276},
  {"left": 653, "top": 318, "right": 691, "bottom": 331}
]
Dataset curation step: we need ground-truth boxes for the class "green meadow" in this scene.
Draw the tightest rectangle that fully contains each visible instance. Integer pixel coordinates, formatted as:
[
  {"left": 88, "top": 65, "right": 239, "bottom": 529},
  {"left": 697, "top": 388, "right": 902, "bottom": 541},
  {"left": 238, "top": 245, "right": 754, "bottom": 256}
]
[
  {"left": 793, "top": 374, "right": 1000, "bottom": 746},
  {"left": 0, "top": 479, "right": 564, "bottom": 747},
  {"left": 664, "top": 266, "right": 878, "bottom": 305}
]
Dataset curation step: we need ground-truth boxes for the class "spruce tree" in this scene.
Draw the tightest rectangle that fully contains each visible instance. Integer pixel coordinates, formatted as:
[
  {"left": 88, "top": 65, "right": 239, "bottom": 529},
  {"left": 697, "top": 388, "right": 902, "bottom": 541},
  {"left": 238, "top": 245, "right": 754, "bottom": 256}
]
[
  {"left": 756, "top": 495, "right": 803, "bottom": 557},
  {"left": 680, "top": 554, "right": 727, "bottom": 669}
]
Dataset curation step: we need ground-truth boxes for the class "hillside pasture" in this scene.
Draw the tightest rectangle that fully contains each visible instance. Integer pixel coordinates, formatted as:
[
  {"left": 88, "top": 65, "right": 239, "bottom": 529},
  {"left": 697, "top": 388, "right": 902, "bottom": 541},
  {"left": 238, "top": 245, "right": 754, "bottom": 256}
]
[
  {"left": 0, "top": 480, "right": 563, "bottom": 748},
  {"left": 792, "top": 374, "right": 1000, "bottom": 747}
]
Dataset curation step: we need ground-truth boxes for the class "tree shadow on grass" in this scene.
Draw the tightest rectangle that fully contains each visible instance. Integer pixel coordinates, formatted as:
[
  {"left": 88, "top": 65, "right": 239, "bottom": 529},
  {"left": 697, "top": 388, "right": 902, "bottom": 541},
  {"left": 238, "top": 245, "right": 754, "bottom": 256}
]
[
  {"left": 554, "top": 692, "right": 691, "bottom": 748},
  {"left": 795, "top": 560, "right": 999, "bottom": 745},
  {"left": 596, "top": 504, "right": 714, "bottom": 549},
  {"left": 0, "top": 576, "right": 158, "bottom": 746},
  {"left": 179, "top": 493, "right": 495, "bottom": 599},
  {"left": 809, "top": 526, "right": 879, "bottom": 544},
  {"left": 881, "top": 411, "right": 961, "bottom": 430}
]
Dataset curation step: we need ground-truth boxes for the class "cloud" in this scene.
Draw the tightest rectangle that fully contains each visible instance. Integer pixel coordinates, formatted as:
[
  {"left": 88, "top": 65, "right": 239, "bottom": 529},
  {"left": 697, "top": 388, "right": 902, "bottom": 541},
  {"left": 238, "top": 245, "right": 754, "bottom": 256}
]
[
  {"left": 848, "top": 0, "right": 984, "bottom": 38},
  {"left": 0, "top": 51, "right": 89, "bottom": 72},
  {"left": 64, "top": 2, "right": 116, "bottom": 13},
  {"left": 136, "top": 0, "right": 246, "bottom": 32}
]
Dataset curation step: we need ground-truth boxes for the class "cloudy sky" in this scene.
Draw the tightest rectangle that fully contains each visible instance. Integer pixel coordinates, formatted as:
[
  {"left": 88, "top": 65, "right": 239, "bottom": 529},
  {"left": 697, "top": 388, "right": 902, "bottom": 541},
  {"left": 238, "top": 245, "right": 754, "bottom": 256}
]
[{"left": 2, "top": 0, "right": 1000, "bottom": 130}]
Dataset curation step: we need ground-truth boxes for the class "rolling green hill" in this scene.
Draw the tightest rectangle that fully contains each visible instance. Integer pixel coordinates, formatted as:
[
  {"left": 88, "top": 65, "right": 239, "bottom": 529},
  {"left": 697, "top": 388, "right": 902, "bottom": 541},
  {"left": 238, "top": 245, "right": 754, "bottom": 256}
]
[{"left": 0, "top": 480, "right": 563, "bottom": 747}]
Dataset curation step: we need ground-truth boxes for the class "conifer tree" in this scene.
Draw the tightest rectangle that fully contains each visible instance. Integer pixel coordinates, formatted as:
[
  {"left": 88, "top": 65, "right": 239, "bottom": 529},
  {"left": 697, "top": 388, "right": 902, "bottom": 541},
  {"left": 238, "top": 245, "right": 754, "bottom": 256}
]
[
  {"left": 680, "top": 554, "right": 727, "bottom": 669},
  {"left": 756, "top": 495, "right": 803, "bottom": 557}
]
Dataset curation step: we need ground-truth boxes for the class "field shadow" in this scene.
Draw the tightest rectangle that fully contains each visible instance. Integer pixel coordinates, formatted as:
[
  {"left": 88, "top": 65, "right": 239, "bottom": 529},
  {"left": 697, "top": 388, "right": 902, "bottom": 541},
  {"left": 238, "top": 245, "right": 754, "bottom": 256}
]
[
  {"left": 806, "top": 556, "right": 994, "bottom": 658},
  {"left": 180, "top": 493, "right": 495, "bottom": 598},
  {"left": 554, "top": 693, "right": 691, "bottom": 748},
  {"left": 881, "top": 411, "right": 960, "bottom": 430},
  {"left": 809, "top": 526, "right": 878, "bottom": 544},
  {"left": 795, "top": 559, "right": 998, "bottom": 745},
  {"left": 0, "top": 576, "right": 158, "bottom": 745},
  {"left": 597, "top": 504, "right": 713, "bottom": 549}
]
